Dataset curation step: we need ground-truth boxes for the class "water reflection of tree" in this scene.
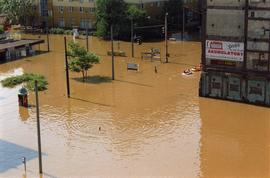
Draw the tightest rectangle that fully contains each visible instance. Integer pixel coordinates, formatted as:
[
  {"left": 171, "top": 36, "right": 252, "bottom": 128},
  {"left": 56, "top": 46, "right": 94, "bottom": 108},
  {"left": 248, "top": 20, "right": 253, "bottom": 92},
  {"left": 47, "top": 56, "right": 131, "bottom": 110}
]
[{"left": 19, "top": 107, "right": 30, "bottom": 121}]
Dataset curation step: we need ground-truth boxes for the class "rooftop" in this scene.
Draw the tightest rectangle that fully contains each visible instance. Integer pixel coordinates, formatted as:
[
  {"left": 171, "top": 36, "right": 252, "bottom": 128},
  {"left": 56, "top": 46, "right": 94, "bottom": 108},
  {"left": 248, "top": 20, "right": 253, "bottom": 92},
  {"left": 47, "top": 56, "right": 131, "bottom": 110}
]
[{"left": 0, "top": 39, "right": 44, "bottom": 51}]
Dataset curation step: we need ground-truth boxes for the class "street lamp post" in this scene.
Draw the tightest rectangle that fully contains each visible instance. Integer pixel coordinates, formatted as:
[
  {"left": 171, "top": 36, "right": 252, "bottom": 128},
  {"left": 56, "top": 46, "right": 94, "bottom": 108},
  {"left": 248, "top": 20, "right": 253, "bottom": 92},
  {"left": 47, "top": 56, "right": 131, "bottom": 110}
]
[
  {"left": 35, "top": 81, "right": 43, "bottom": 175},
  {"left": 46, "top": 25, "right": 50, "bottom": 52},
  {"left": 86, "top": 25, "right": 89, "bottom": 51},
  {"left": 165, "top": 12, "right": 169, "bottom": 63},
  {"left": 111, "top": 24, "right": 115, "bottom": 80},
  {"left": 131, "top": 17, "right": 134, "bottom": 58},
  {"left": 182, "top": 6, "right": 185, "bottom": 41},
  {"left": 64, "top": 37, "right": 70, "bottom": 98}
]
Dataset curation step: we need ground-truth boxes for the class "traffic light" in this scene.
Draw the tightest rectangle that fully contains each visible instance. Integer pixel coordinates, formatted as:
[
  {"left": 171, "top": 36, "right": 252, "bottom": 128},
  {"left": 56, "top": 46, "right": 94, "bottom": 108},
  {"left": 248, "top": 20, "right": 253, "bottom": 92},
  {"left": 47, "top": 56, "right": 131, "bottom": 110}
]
[{"left": 162, "top": 26, "right": 165, "bottom": 34}]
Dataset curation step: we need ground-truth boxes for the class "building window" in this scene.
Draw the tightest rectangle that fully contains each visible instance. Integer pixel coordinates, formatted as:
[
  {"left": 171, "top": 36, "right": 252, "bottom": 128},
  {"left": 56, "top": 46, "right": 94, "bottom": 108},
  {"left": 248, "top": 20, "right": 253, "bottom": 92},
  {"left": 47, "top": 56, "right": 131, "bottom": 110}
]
[
  {"left": 80, "top": 7, "right": 84, "bottom": 13},
  {"left": 58, "top": 6, "right": 64, "bottom": 13},
  {"left": 80, "top": 18, "right": 91, "bottom": 29},
  {"left": 70, "top": 18, "right": 75, "bottom": 27},
  {"left": 89, "top": 7, "right": 95, "bottom": 13},
  {"left": 59, "top": 17, "right": 65, "bottom": 27},
  {"left": 69, "top": 7, "right": 73, "bottom": 13}
]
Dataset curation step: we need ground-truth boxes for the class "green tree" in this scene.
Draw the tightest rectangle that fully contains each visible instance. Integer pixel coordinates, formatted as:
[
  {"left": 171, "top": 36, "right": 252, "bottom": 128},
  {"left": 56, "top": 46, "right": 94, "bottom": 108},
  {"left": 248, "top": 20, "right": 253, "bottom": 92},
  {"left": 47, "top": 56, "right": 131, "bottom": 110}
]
[
  {"left": 96, "top": 0, "right": 127, "bottom": 38},
  {"left": 127, "top": 5, "right": 146, "bottom": 21},
  {"left": 163, "top": 0, "right": 183, "bottom": 29},
  {"left": 67, "top": 42, "right": 100, "bottom": 81},
  {"left": 0, "top": 0, "right": 35, "bottom": 25},
  {"left": 95, "top": 0, "right": 147, "bottom": 39}
]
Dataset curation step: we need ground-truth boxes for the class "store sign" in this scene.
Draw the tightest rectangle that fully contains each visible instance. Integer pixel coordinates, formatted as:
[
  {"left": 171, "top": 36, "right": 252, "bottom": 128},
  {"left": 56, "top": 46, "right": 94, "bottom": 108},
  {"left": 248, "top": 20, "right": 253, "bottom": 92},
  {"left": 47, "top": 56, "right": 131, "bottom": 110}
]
[{"left": 206, "top": 40, "right": 244, "bottom": 62}]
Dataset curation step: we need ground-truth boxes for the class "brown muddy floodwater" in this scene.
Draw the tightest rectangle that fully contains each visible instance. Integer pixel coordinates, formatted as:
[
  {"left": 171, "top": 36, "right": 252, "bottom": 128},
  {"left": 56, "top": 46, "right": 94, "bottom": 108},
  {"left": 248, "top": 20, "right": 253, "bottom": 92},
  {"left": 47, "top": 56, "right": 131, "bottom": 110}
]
[{"left": 0, "top": 35, "right": 269, "bottom": 178}]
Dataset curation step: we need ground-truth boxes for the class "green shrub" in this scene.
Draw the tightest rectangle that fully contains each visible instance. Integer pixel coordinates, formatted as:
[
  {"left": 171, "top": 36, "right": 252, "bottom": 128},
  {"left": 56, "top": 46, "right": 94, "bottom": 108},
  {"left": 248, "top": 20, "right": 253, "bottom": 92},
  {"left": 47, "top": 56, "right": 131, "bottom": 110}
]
[
  {"left": 1, "top": 73, "right": 48, "bottom": 91},
  {"left": 0, "top": 25, "right": 4, "bottom": 34},
  {"left": 49, "top": 28, "right": 65, "bottom": 34},
  {"left": 107, "top": 50, "right": 126, "bottom": 57}
]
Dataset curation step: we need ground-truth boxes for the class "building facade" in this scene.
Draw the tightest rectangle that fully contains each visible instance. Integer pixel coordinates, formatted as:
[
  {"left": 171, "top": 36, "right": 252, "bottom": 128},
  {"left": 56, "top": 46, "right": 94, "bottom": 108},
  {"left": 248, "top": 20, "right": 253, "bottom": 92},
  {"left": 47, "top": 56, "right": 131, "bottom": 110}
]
[
  {"left": 52, "top": 0, "right": 96, "bottom": 29},
  {"left": 34, "top": 0, "right": 199, "bottom": 29},
  {"left": 33, "top": 0, "right": 96, "bottom": 29},
  {"left": 200, "top": 0, "right": 270, "bottom": 106}
]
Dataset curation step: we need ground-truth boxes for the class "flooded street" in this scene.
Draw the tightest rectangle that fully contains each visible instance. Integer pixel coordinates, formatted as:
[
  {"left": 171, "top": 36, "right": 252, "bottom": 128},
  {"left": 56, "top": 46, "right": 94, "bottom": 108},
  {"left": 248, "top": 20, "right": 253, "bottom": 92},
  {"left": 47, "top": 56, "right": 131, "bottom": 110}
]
[{"left": 0, "top": 35, "right": 269, "bottom": 178}]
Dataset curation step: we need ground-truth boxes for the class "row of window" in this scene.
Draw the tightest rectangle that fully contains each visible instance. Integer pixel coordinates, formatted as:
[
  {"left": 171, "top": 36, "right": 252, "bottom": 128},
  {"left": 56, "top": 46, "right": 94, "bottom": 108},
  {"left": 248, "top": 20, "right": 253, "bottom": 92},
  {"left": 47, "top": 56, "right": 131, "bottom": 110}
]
[
  {"left": 57, "top": 6, "right": 95, "bottom": 13},
  {"left": 58, "top": 18, "right": 92, "bottom": 28}
]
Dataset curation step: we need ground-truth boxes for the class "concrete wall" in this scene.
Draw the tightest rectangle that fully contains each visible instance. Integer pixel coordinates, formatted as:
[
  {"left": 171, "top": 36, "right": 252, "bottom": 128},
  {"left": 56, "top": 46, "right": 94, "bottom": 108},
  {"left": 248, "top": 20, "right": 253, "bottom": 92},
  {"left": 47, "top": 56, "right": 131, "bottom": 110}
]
[
  {"left": 200, "top": 72, "right": 270, "bottom": 106},
  {"left": 207, "top": 0, "right": 245, "bottom": 7},
  {"left": 247, "top": 79, "right": 266, "bottom": 104},
  {"left": 246, "top": 52, "right": 269, "bottom": 71},
  {"left": 249, "top": 0, "right": 270, "bottom": 8},
  {"left": 200, "top": 0, "right": 270, "bottom": 107},
  {"left": 207, "top": 9, "right": 244, "bottom": 38}
]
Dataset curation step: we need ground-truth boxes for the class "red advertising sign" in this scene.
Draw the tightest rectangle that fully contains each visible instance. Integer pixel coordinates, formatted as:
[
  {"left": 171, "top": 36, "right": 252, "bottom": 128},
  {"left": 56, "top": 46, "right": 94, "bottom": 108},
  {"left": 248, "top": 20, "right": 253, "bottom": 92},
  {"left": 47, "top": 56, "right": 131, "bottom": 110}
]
[{"left": 206, "top": 40, "right": 244, "bottom": 62}]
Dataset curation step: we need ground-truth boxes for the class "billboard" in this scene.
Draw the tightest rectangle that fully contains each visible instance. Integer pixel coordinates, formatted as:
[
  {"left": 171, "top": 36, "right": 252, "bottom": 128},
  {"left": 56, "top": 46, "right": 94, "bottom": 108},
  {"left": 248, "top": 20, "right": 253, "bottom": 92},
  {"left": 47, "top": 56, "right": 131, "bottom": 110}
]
[{"left": 206, "top": 40, "right": 244, "bottom": 62}]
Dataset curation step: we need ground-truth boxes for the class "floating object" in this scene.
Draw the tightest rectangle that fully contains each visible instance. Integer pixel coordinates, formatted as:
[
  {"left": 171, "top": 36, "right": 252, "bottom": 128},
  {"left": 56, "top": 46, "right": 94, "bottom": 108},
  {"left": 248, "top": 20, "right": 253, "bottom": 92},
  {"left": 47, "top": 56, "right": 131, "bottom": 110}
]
[
  {"left": 18, "top": 87, "right": 28, "bottom": 107},
  {"left": 155, "top": 66, "right": 158, "bottom": 73},
  {"left": 169, "top": 38, "right": 176, "bottom": 41},
  {"left": 127, "top": 63, "right": 139, "bottom": 71},
  {"left": 99, "top": 127, "right": 101, "bottom": 131},
  {"left": 182, "top": 69, "right": 193, "bottom": 76},
  {"left": 191, "top": 66, "right": 201, "bottom": 72},
  {"left": 134, "top": 36, "right": 142, "bottom": 45}
]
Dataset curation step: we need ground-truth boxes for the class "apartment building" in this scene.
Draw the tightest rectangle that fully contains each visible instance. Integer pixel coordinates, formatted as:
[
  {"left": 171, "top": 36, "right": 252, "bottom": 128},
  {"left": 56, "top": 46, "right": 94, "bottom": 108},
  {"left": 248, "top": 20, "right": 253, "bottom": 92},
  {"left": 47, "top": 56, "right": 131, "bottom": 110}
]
[
  {"left": 200, "top": 0, "right": 270, "bottom": 106},
  {"left": 32, "top": 0, "right": 54, "bottom": 27},
  {"left": 53, "top": 0, "right": 96, "bottom": 29},
  {"left": 33, "top": 0, "right": 96, "bottom": 29}
]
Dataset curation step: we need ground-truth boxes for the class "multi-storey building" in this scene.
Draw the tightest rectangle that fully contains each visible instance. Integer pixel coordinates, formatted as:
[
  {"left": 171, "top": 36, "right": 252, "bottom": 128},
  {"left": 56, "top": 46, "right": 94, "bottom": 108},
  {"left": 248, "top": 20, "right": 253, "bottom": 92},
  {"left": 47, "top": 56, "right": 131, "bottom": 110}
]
[
  {"left": 32, "top": 0, "right": 54, "bottom": 27},
  {"left": 52, "top": 0, "right": 96, "bottom": 29},
  {"left": 34, "top": 0, "right": 198, "bottom": 29},
  {"left": 200, "top": 0, "right": 270, "bottom": 106},
  {"left": 33, "top": 0, "right": 96, "bottom": 29}
]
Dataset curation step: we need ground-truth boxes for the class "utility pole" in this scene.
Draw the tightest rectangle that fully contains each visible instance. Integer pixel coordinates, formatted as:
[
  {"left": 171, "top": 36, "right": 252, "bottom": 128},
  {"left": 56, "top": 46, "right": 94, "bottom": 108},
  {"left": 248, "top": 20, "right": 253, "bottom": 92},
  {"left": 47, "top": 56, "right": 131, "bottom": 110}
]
[
  {"left": 46, "top": 24, "right": 50, "bottom": 52},
  {"left": 131, "top": 17, "right": 134, "bottom": 58},
  {"left": 165, "top": 12, "right": 169, "bottom": 63},
  {"left": 35, "top": 81, "right": 43, "bottom": 175},
  {"left": 86, "top": 26, "right": 89, "bottom": 51},
  {"left": 45, "top": 7, "right": 50, "bottom": 52},
  {"left": 64, "top": 37, "right": 70, "bottom": 98},
  {"left": 182, "top": 6, "right": 185, "bottom": 41},
  {"left": 111, "top": 24, "right": 115, "bottom": 80}
]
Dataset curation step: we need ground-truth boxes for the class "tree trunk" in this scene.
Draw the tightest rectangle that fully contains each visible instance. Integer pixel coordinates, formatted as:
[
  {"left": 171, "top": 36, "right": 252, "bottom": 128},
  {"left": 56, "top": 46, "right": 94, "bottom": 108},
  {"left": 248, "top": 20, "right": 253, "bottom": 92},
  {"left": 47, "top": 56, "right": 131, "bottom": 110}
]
[{"left": 82, "top": 71, "right": 85, "bottom": 82}]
